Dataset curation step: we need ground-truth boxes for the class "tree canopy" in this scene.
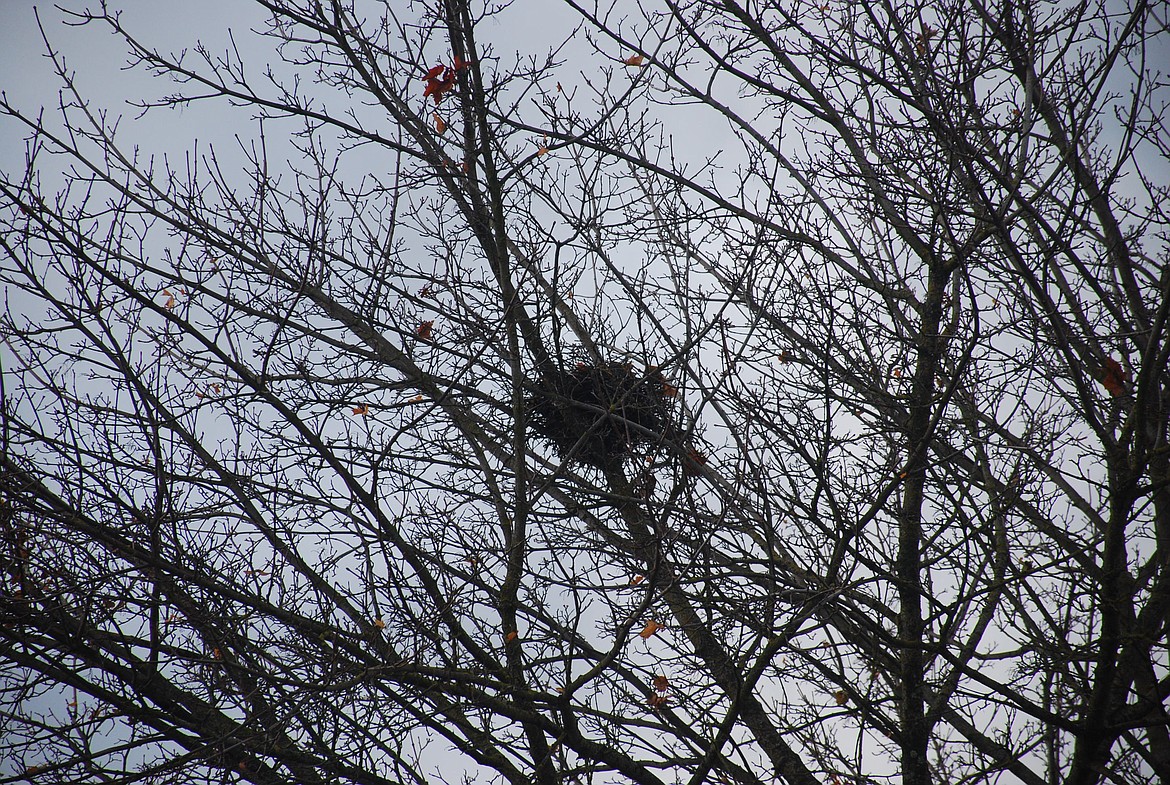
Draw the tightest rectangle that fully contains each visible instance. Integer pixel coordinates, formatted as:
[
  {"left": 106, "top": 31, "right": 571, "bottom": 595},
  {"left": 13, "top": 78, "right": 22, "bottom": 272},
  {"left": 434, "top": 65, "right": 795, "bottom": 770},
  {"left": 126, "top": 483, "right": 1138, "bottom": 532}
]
[{"left": 2, "top": 1, "right": 1168, "bottom": 784}]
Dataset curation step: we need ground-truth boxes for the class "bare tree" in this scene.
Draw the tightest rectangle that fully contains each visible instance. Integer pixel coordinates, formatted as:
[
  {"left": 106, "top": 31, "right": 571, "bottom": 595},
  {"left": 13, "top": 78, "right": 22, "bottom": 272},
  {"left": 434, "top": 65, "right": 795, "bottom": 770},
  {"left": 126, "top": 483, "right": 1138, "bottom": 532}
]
[{"left": 2, "top": 1, "right": 1167, "bottom": 784}]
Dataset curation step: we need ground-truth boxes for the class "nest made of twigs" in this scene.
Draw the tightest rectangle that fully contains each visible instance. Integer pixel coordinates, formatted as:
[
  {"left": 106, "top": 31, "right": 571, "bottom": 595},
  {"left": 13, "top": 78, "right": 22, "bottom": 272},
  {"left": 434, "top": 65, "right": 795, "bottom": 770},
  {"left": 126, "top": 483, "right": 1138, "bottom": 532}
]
[{"left": 527, "top": 361, "right": 674, "bottom": 467}]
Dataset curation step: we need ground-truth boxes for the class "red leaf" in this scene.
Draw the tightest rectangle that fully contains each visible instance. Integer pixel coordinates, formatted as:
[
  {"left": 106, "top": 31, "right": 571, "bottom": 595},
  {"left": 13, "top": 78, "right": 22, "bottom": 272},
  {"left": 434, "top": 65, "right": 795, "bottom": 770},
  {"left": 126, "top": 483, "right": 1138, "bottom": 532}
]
[
  {"left": 421, "top": 63, "right": 460, "bottom": 104},
  {"left": 1098, "top": 357, "right": 1129, "bottom": 396},
  {"left": 439, "top": 77, "right": 458, "bottom": 103},
  {"left": 682, "top": 447, "right": 707, "bottom": 477},
  {"left": 416, "top": 320, "right": 434, "bottom": 340},
  {"left": 623, "top": 54, "right": 645, "bottom": 67}
]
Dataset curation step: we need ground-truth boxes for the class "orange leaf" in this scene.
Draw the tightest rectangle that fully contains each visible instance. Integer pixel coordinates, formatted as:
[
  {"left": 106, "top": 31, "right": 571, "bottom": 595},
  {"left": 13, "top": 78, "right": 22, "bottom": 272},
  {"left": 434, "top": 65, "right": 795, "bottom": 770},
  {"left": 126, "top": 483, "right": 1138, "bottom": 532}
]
[
  {"left": 1098, "top": 357, "right": 1129, "bottom": 396},
  {"left": 161, "top": 289, "right": 176, "bottom": 309},
  {"left": 211, "top": 647, "right": 222, "bottom": 660},
  {"left": 630, "top": 574, "right": 645, "bottom": 586},
  {"left": 433, "top": 112, "right": 447, "bottom": 134},
  {"left": 374, "top": 618, "right": 386, "bottom": 629},
  {"left": 639, "top": 620, "right": 664, "bottom": 639},
  {"left": 624, "top": 54, "right": 645, "bottom": 67},
  {"left": 416, "top": 320, "right": 434, "bottom": 340},
  {"left": 661, "top": 381, "right": 678, "bottom": 398},
  {"left": 536, "top": 146, "right": 549, "bottom": 156},
  {"left": 834, "top": 690, "right": 848, "bottom": 705},
  {"left": 352, "top": 404, "right": 370, "bottom": 416},
  {"left": 915, "top": 25, "right": 939, "bottom": 55},
  {"left": 652, "top": 675, "right": 670, "bottom": 691},
  {"left": 505, "top": 630, "right": 519, "bottom": 642},
  {"left": 647, "top": 692, "right": 670, "bottom": 708}
]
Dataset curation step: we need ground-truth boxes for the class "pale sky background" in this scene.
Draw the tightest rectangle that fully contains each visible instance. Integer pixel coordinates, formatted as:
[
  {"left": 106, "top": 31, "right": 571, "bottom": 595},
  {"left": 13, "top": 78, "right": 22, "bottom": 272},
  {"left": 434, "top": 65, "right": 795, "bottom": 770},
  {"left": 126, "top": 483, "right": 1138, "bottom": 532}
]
[
  {"left": 0, "top": 0, "right": 583, "bottom": 141},
  {"left": 5, "top": 0, "right": 1164, "bottom": 223},
  {"left": 1, "top": 2, "right": 264, "bottom": 183},
  {"left": 0, "top": 0, "right": 733, "bottom": 192}
]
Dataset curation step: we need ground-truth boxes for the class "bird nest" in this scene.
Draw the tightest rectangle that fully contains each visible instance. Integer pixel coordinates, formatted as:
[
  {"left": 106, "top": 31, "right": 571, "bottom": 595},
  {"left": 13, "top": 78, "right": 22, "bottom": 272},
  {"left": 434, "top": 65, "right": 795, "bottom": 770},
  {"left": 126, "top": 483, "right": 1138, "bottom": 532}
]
[{"left": 527, "top": 361, "right": 674, "bottom": 467}]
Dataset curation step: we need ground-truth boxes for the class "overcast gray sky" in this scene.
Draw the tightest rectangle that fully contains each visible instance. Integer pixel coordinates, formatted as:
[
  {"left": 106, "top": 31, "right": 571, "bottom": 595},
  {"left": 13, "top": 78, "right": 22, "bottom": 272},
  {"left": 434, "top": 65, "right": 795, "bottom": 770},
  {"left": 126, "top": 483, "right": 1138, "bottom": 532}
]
[{"left": 0, "top": 1, "right": 732, "bottom": 181}]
